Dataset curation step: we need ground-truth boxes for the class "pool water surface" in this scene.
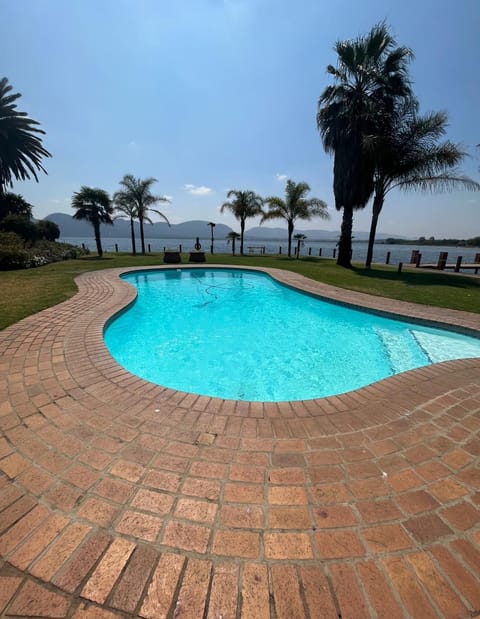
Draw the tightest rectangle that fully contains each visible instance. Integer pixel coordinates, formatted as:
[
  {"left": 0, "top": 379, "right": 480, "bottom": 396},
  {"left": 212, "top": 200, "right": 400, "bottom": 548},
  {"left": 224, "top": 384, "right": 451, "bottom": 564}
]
[{"left": 104, "top": 268, "right": 480, "bottom": 401}]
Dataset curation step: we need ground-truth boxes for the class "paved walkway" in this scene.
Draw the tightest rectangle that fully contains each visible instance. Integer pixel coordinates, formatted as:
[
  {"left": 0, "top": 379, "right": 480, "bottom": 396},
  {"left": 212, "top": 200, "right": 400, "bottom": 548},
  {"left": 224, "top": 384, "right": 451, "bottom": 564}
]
[{"left": 0, "top": 265, "right": 479, "bottom": 618}]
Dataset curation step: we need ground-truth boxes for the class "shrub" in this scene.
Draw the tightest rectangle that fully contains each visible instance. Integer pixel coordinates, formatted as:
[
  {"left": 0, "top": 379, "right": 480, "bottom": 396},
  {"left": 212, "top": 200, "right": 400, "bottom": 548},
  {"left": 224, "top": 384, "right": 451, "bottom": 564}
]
[{"left": 0, "top": 233, "right": 89, "bottom": 270}]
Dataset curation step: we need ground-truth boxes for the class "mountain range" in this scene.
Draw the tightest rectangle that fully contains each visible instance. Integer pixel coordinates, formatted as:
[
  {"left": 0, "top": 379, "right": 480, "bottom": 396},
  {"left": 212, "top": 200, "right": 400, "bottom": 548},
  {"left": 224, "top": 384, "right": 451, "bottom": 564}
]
[{"left": 46, "top": 213, "right": 403, "bottom": 241}]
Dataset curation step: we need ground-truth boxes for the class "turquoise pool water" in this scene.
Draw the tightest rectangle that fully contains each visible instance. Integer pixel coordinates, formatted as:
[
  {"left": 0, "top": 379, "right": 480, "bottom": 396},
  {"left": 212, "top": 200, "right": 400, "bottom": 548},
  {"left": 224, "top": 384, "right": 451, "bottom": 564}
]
[{"left": 104, "top": 268, "right": 480, "bottom": 401}]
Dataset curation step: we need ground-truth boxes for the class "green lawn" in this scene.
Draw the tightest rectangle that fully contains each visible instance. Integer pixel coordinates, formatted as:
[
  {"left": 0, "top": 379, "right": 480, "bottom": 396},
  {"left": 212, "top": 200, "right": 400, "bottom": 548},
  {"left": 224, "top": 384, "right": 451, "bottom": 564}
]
[{"left": 1, "top": 252, "right": 479, "bottom": 330}]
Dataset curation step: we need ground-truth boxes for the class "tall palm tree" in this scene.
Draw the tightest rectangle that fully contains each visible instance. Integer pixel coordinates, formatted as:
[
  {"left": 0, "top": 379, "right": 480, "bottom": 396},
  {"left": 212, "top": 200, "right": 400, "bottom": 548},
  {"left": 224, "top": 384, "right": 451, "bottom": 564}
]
[
  {"left": 0, "top": 192, "right": 33, "bottom": 221},
  {"left": 365, "top": 110, "right": 480, "bottom": 267},
  {"left": 262, "top": 180, "right": 328, "bottom": 257},
  {"left": 317, "top": 23, "right": 414, "bottom": 267},
  {"left": 71, "top": 186, "right": 113, "bottom": 257},
  {"left": 0, "top": 77, "right": 51, "bottom": 192},
  {"left": 220, "top": 190, "right": 263, "bottom": 255},
  {"left": 113, "top": 192, "right": 138, "bottom": 255},
  {"left": 115, "top": 174, "right": 170, "bottom": 254}
]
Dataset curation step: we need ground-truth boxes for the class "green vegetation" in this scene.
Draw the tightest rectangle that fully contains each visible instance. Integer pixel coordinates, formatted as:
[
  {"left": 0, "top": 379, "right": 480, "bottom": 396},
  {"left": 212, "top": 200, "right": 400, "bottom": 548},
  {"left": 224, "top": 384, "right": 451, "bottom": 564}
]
[
  {"left": 72, "top": 186, "right": 114, "bottom": 258},
  {"left": 317, "top": 24, "right": 478, "bottom": 269},
  {"left": 317, "top": 23, "right": 414, "bottom": 268},
  {"left": 1, "top": 252, "right": 479, "bottom": 330},
  {"left": 385, "top": 237, "right": 480, "bottom": 247},
  {"left": 220, "top": 190, "right": 264, "bottom": 255},
  {"left": 262, "top": 180, "right": 328, "bottom": 258},
  {"left": 114, "top": 175, "right": 170, "bottom": 255},
  {"left": 0, "top": 77, "right": 51, "bottom": 191}
]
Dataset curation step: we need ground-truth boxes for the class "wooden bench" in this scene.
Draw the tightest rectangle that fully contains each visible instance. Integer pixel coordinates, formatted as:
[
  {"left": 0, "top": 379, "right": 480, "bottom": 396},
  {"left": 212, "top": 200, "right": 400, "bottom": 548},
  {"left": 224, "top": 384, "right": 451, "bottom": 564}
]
[{"left": 247, "top": 246, "right": 266, "bottom": 255}]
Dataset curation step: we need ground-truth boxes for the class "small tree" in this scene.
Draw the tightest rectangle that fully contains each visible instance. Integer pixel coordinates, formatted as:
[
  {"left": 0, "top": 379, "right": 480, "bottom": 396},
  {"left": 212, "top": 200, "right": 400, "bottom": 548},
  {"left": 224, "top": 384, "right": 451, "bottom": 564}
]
[
  {"left": 293, "top": 233, "right": 307, "bottom": 258},
  {"left": 220, "top": 190, "right": 264, "bottom": 255},
  {"left": 262, "top": 180, "right": 328, "bottom": 257},
  {"left": 71, "top": 186, "right": 113, "bottom": 257},
  {"left": 226, "top": 231, "right": 240, "bottom": 256}
]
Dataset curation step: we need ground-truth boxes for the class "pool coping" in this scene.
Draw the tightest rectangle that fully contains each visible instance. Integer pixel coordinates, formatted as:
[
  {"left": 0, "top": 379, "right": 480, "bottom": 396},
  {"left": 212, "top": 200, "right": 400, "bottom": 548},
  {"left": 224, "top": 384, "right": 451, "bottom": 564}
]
[{"left": 94, "top": 263, "right": 480, "bottom": 410}]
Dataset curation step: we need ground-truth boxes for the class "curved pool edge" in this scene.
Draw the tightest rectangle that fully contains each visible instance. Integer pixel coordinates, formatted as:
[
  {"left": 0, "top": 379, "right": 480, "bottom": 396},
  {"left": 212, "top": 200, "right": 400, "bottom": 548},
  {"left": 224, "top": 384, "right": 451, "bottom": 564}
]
[
  {"left": 82, "top": 264, "right": 480, "bottom": 412},
  {"left": 1, "top": 264, "right": 480, "bottom": 616}
]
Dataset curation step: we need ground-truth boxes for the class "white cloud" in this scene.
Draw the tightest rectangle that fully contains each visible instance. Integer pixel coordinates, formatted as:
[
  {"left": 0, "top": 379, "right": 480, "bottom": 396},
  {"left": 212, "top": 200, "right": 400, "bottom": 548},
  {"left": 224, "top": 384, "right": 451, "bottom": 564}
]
[
  {"left": 50, "top": 198, "right": 70, "bottom": 204},
  {"left": 127, "top": 140, "right": 138, "bottom": 150},
  {"left": 184, "top": 184, "right": 213, "bottom": 196},
  {"left": 164, "top": 195, "right": 173, "bottom": 202},
  {"left": 276, "top": 173, "right": 287, "bottom": 181}
]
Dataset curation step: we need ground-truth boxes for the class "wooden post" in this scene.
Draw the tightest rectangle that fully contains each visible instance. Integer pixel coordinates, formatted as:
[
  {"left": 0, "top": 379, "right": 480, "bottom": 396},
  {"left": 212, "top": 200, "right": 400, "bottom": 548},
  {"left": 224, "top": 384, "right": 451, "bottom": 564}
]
[
  {"left": 386, "top": 251, "right": 391, "bottom": 264},
  {"left": 454, "top": 256, "right": 462, "bottom": 272},
  {"left": 333, "top": 248, "right": 336, "bottom": 258},
  {"left": 115, "top": 243, "right": 118, "bottom": 253},
  {"left": 318, "top": 248, "right": 322, "bottom": 257},
  {"left": 398, "top": 262, "right": 403, "bottom": 273},
  {"left": 308, "top": 247, "right": 312, "bottom": 256},
  {"left": 179, "top": 244, "right": 182, "bottom": 252},
  {"left": 437, "top": 251, "right": 448, "bottom": 270},
  {"left": 82, "top": 243, "right": 85, "bottom": 249},
  {"left": 415, "top": 253, "right": 422, "bottom": 268},
  {"left": 148, "top": 244, "right": 151, "bottom": 253},
  {"left": 279, "top": 246, "right": 282, "bottom": 254}
]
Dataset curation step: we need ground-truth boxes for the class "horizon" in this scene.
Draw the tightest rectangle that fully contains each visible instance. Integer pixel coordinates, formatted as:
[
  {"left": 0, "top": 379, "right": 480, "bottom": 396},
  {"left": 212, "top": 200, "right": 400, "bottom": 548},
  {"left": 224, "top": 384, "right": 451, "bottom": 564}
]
[
  {"left": 2, "top": 0, "right": 479, "bottom": 238},
  {"left": 48, "top": 211, "right": 480, "bottom": 242}
]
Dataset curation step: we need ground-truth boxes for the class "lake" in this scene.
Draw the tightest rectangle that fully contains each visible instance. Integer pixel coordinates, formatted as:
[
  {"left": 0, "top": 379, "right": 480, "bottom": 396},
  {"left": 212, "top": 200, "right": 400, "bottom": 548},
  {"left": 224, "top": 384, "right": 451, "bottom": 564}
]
[{"left": 61, "top": 236, "right": 479, "bottom": 270}]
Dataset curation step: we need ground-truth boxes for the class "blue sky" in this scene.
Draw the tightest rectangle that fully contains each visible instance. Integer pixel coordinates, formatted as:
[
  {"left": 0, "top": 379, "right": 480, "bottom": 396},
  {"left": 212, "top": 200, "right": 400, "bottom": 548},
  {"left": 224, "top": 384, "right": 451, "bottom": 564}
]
[{"left": 2, "top": 0, "right": 479, "bottom": 237}]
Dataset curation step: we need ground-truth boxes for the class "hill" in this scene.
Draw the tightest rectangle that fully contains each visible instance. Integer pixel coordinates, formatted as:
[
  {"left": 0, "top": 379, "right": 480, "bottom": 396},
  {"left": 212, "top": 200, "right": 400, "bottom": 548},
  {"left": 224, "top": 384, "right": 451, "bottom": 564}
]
[
  {"left": 46, "top": 213, "right": 404, "bottom": 242},
  {"left": 46, "top": 213, "right": 233, "bottom": 239}
]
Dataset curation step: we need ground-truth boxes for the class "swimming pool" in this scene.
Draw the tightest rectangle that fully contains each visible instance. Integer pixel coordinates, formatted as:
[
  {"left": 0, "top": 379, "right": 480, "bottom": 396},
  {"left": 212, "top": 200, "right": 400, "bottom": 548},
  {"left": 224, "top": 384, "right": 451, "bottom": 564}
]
[{"left": 104, "top": 268, "right": 480, "bottom": 401}]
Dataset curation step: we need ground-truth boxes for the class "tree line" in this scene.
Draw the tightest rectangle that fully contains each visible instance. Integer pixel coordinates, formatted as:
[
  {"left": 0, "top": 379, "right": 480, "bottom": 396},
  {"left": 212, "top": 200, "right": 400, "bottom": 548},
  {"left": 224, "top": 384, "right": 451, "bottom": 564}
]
[{"left": 1, "top": 22, "right": 478, "bottom": 267}]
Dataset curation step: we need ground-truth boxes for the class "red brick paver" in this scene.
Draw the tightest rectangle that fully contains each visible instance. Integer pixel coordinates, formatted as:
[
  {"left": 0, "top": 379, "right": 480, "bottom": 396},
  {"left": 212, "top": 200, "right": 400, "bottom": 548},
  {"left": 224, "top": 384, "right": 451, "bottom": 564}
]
[{"left": 0, "top": 264, "right": 479, "bottom": 617}]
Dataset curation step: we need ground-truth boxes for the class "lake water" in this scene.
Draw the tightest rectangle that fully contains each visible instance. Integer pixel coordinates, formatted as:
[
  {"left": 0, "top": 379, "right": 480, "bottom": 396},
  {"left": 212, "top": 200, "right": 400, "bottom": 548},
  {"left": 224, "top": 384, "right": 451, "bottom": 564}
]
[{"left": 62, "top": 236, "right": 479, "bottom": 269}]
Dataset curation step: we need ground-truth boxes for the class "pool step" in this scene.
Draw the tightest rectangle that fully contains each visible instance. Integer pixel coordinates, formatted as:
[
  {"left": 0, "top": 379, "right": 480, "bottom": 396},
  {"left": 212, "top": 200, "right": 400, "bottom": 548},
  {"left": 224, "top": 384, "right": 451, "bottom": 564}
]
[{"left": 375, "top": 328, "right": 430, "bottom": 374}]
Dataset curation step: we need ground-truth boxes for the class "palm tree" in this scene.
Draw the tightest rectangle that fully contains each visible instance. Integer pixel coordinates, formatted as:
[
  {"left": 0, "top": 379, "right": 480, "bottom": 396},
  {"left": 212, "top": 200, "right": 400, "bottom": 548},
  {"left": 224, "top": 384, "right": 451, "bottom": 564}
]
[
  {"left": 113, "top": 192, "right": 137, "bottom": 255},
  {"left": 71, "top": 186, "right": 113, "bottom": 257},
  {"left": 115, "top": 174, "right": 170, "bottom": 254},
  {"left": 0, "top": 77, "right": 51, "bottom": 192},
  {"left": 0, "top": 192, "right": 33, "bottom": 221},
  {"left": 226, "top": 231, "right": 240, "bottom": 256},
  {"left": 208, "top": 222, "right": 216, "bottom": 254},
  {"left": 220, "top": 190, "right": 263, "bottom": 255},
  {"left": 262, "top": 180, "right": 328, "bottom": 257},
  {"left": 317, "top": 23, "right": 414, "bottom": 267},
  {"left": 293, "top": 233, "right": 307, "bottom": 258},
  {"left": 365, "top": 110, "right": 480, "bottom": 267}
]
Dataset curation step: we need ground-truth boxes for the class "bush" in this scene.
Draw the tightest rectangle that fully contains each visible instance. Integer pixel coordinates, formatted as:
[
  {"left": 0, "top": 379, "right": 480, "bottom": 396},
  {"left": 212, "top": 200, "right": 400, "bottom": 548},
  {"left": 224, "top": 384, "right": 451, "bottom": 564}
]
[
  {"left": 0, "top": 233, "right": 89, "bottom": 270},
  {"left": 36, "top": 219, "right": 60, "bottom": 241},
  {"left": 0, "top": 214, "right": 39, "bottom": 243}
]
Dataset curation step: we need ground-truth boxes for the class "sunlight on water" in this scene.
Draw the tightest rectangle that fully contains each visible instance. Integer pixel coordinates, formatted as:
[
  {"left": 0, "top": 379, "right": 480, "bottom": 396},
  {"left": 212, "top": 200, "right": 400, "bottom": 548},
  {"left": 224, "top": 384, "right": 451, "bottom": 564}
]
[{"left": 104, "top": 268, "right": 480, "bottom": 401}]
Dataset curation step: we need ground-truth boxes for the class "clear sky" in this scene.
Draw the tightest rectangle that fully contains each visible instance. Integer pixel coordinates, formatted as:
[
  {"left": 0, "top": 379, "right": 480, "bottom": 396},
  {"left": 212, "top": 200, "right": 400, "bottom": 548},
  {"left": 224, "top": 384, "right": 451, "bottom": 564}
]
[{"left": 2, "top": 0, "right": 479, "bottom": 238}]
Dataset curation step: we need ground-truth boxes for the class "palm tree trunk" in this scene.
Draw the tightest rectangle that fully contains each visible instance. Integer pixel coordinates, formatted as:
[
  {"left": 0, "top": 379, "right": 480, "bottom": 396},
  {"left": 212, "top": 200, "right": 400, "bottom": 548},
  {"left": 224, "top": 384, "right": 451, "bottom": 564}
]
[
  {"left": 240, "top": 219, "right": 245, "bottom": 255},
  {"left": 287, "top": 220, "right": 294, "bottom": 257},
  {"left": 93, "top": 221, "right": 103, "bottom": 257},
  {"left": 366, "top": 192, "right": 384, "bottom": 268},
  {"left": 337, "top": 205, "right": 353, "bottom": 268},
  {"left": 129, "top": 218, "right": 136, "bottom": 256},
  {"left": 139, "top": 216, "right": 146, "bottom": 255}
]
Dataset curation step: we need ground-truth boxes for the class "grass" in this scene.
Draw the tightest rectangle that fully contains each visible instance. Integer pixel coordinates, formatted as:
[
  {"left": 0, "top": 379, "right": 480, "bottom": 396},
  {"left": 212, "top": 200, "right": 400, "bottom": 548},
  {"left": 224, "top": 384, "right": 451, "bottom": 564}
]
[{"left": 1, "top": 252, "right": 479, "bottom": 330}]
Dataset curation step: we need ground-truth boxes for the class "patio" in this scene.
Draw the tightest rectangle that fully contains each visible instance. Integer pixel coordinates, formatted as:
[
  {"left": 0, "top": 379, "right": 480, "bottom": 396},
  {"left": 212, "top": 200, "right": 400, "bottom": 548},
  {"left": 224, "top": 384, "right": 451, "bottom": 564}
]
[{"left": 0, "top": 265, "right": 479, "bottom": 618}]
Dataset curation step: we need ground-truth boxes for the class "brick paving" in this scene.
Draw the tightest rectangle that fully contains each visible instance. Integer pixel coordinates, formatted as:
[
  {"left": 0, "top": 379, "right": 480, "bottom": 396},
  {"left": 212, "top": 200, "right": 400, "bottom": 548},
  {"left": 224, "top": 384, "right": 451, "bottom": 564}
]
[{"left": 0, "top": 264, "right": 479, "bottom": 618}]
